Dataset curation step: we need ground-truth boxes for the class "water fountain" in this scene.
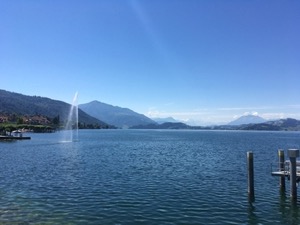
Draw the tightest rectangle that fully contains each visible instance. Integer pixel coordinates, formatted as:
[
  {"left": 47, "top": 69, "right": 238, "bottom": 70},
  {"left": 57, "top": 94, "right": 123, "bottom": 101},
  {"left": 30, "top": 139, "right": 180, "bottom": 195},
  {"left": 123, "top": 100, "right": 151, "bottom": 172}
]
[{"left": 63, "top": 92, "right": 79, "bottom": 142}]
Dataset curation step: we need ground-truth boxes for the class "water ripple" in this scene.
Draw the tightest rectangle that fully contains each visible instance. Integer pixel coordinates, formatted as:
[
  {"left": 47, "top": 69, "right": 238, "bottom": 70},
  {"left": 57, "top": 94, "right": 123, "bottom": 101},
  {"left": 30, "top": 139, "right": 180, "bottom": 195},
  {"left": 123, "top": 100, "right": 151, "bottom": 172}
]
[{"left": 1, "top": 130, "right": 300, "bottom": 224}]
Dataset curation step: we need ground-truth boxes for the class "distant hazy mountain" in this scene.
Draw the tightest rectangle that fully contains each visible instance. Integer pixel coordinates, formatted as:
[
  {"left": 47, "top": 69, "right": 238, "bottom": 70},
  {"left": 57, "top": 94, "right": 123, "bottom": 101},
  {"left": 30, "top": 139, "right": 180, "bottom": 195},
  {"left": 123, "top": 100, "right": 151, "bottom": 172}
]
[
  {"left": 0, "top": 89, "right": 107, "bottom": 126},
  {"left": 131, "top": 122, "right": 191, "bottom": 129},
  {"left": 183, "top": 118, "right": 219, "bottom": 126},
  {"left": 228, "top": 115, "right": 267, "bottom": 126},
  {"left": 241, "top": 118, "right": 300, "bottom": 131},
  {"left": 131, "top": 118, "right": 300, "bottom": 131},
  {"left": 152, "top": 117, "right": 178, "bottom": 124},
  {"left": 79, "top": 101, "right": 156, "bottom": 128}
]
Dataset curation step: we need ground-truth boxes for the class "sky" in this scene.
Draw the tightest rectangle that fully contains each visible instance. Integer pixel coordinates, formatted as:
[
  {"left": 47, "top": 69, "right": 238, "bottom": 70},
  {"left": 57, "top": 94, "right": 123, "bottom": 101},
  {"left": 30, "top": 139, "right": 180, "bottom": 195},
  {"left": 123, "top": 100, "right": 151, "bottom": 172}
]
[{"left": 1, "top": 0, "right": 300, "bottom": 125}]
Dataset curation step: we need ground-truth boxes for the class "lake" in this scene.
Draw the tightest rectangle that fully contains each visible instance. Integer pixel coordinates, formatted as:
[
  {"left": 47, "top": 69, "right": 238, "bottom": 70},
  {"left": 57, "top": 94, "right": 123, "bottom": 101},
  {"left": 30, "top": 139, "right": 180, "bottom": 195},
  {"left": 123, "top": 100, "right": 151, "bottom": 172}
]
[{"left": 0, "top": 129, "right": 300, "bottom": 224}]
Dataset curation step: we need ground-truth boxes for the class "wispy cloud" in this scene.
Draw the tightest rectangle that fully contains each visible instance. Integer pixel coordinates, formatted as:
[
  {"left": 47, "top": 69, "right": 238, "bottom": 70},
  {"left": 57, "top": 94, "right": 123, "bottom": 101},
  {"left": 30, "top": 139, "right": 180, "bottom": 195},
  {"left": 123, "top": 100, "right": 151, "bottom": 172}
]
[
  {"left": 243, "top": 111, "right": 258, "bottom": 116},
  {"left": 261, "top": 112, "right": 300, "bottom": 120},
  {"left": 217, "top": 105, "right": 300, "bottom": 112},
  {"left": 147, "top": 110, "right": 209, "bottom": 118},
  {"left": 287, "top": 105, "right": 300, "bottom": 109},
  {"left": 217, "top": 106, "right": 274, "bottom": 111}
]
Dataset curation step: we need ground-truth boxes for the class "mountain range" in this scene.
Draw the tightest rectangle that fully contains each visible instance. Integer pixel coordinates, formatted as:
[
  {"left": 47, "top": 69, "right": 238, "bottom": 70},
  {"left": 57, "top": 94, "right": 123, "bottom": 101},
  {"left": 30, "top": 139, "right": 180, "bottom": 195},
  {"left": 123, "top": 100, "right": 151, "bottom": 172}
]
[
  {"left": 151, "top": 117, "right": 178, "bottom": 124},
  {"left": 132, "top": 118, "right": 300, "bottom": 131},
  {"left": 1, "top": 89, "right": 300, "bottom": 131},
  {"left": 0, "top": 89, "right": 108, "bottom": 128},
  {"left": 227, "top": 115, "right": 267, "bottom": 126},
  {"left": 79, "top": 101, "right": 155, "bottom": 128},
  {"left": 240, "top": 118, "right": 300, "bottom": 131}
]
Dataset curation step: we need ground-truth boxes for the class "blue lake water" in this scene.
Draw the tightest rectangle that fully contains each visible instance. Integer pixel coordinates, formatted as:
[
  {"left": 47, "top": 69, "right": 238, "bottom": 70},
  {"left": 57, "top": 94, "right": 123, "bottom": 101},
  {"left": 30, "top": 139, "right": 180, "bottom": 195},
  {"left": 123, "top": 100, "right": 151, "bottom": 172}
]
[{"left": 1, "top": 129, "right": 300, "bottom": 224}]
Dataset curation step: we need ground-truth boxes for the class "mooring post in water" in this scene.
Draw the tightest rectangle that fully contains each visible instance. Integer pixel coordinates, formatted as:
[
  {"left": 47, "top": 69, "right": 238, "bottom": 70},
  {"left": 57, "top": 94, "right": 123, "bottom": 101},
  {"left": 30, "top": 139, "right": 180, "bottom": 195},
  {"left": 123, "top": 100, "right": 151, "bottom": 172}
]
[
  {"left": 247, "top": 151, "right": 254, "bottom": 201},
  {"left": 278, "top": 149, "right": 285, "bottom": 191},
  {"left": 288, "top": 149, "right": 299, "bottom": 200}
]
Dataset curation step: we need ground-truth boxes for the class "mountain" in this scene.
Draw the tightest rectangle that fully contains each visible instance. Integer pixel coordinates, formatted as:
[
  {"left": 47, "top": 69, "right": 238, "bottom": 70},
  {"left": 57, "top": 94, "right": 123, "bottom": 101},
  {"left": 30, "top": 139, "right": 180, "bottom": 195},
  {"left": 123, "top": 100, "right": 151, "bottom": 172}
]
[
  {"left": 228, "top": 115, "right": 267, "bottom": 126},
  {"left": 152, "top": 117, "right": 178, "bottom": 124},
  {"left": 79, "top": 101, "right": 156, "bottom": 128},
  {"left": 0, "top": 89, "right": 108, "bottom": 127},
  {"left": 241, "top": 118, "right": 300, "bottom": 131},
  {"left": 131, "top": 122, "right": 192, "bottom": 129},
  {"left": 130, "top": 118, "right": 300, "bottom": 131}
]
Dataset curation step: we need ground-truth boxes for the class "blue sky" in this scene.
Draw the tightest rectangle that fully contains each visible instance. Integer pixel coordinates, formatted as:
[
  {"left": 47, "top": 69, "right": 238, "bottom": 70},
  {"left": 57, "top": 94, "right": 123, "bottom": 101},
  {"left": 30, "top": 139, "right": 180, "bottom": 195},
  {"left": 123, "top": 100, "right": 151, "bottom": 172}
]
[{"left": 1, "top": 0, "right": 300, "bottom": 125}]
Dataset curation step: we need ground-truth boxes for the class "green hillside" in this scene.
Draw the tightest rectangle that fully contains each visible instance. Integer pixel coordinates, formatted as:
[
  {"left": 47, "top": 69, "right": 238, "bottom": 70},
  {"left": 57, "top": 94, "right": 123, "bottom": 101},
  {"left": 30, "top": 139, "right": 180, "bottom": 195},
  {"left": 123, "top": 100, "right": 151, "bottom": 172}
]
[{"left": 0, "top": 89, "right": 109, "bottom": 129}]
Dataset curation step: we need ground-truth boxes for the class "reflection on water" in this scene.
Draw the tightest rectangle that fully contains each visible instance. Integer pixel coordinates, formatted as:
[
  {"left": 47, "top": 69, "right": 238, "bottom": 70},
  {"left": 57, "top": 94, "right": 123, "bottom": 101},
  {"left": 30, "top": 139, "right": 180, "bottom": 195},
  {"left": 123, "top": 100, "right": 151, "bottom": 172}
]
[
  {"left": 247, "top": 202, "right": 258, "bottom": 225},
  {"left": 0, "top": 130, "right": 300, "bottom": 224}
]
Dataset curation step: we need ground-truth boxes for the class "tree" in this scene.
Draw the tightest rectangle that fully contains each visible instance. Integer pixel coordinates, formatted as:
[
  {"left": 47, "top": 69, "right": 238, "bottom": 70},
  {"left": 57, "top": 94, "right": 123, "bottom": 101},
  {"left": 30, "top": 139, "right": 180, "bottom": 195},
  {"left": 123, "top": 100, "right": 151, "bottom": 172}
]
[
  {"left": 17, "top": 117, "right": 24, "bottom": 124},
  {"left": 52, "top": 115, "right": 60, "bottom": 126}
]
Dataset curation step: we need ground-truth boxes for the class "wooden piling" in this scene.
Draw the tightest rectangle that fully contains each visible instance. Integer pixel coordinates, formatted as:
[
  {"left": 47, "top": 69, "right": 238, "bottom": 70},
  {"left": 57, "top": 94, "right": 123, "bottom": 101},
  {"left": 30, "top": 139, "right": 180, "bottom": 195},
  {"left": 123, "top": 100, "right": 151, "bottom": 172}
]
[
  {"left": 278, "top": 149, "right": 285, "bottom": 190},
  {"left": 247, "top": 151, "right": 254, "bottom": 201},
  {"left": 287, "top": 149, "right": 299, "bottom": 200}
]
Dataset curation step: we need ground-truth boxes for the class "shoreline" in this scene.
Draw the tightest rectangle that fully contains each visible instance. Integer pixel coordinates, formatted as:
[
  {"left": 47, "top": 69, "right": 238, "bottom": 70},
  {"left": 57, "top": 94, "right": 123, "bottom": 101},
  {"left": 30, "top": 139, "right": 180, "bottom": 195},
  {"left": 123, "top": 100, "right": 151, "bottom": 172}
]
[{"left": 0, "top": 135, "right": 31, "bottom": 140}]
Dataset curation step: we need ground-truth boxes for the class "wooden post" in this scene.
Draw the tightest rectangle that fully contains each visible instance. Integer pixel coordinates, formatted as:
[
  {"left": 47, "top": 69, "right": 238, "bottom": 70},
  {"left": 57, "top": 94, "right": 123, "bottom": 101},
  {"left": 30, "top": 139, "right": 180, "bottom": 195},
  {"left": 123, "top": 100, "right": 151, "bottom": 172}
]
[
  {"left": 278, "top": 149, "right": 285, "bottom": 190},
  {"left": 247, "top": 151, "right": 254, "bottom": 201},
  {"left": 288, "top": 149, "right": 299, "bottom": 200}
]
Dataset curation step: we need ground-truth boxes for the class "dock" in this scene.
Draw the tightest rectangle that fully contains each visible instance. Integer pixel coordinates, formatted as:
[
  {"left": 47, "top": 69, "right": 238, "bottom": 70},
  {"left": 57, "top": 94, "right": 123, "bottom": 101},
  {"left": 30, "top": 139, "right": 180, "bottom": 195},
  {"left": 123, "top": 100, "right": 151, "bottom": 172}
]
[
  {"left": 0, "top": 135, "right": 31, "bottom": 140},
  {"left": 271, "top": 161, "right": 300, "bottom": 180},
  {"left": 248, "top": 149, "right": 300, "bottom": 202},
  {"left": 271, "top": 149, "right": 300, "bottom": 200}
]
